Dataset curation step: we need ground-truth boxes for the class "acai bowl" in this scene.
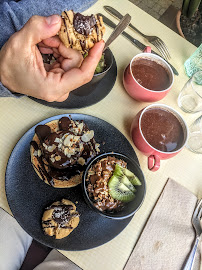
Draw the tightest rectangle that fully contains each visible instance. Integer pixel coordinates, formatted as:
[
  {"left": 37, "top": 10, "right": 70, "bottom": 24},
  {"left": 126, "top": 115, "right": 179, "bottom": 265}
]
[{"left": 82, "top": 152, "right": 146, "bottom": 220}]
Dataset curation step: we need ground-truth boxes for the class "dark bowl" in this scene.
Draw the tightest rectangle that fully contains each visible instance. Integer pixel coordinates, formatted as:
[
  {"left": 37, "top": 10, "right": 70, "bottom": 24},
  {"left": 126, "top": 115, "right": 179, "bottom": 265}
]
[
  {"left": 72, "top": 48, "right": 113, "bottom": 96},
  {"left": 82, "top": 152, "right": 146, "bottom": 220},
  {"left": 92, "top": 48, "right": 113, "bottom": 83}
]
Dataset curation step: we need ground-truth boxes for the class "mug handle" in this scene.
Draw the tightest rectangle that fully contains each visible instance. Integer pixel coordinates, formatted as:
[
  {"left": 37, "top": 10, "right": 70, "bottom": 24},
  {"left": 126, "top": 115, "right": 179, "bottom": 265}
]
[
  {"left": 148, "top": 155, "right": 160, "bottom": 171},
  {"left": 144, "top": 46, "right": 151, "bottom": 53}
]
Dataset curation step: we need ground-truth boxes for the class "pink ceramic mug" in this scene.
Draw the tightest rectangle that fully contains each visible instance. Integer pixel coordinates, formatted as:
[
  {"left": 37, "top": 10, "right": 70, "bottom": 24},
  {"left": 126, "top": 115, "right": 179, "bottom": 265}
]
[
  {"left": 130, "top": 104, "right": 188, "bottom": 171},
  {"left": 123, "top": 47, "right": 174, "bottom": 102}
]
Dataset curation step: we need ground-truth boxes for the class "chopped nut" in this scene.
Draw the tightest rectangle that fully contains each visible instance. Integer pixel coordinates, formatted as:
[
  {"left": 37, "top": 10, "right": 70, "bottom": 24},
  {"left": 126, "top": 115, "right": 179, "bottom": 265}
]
[
  {"left": 55, "top": 155, "right": 61, "bottom": 161},
  {"left": 58, "top": 143, "right": 63, "bottom": 150},
  {"left": 79, "top": 143, "right": 84, "bottom": 151},
  {"left": 88, "top": 170, "right": 95, "bottom": 176},
  {"left": 64, "top": 134, "right": 74, "bottom": 146},
  {"left": 43, "top": 143, "right": 48, "bottom": 150},
  {"left": 78, "top": 157, "right": 85, "bottom": 166},
  {"left": 95, "top": 143, "right": 100, "bottom": 152},
  {"left": 47, "top": 145, "right": 56, "bottom": 152},
  {"left": 77, "top": 122, "right": 84, "bottom": 131},
  {"left": 50, "top": 157, "right": 55, "bottom": 163},
  {"left": 38, "top": 150, "right": 42, "bottom": 157},
  {"left": 81, "top": 130, "right": 94, "bottom": 142},
  {"left": 54, "top": 137, "right": 61, "bottom": 143}
]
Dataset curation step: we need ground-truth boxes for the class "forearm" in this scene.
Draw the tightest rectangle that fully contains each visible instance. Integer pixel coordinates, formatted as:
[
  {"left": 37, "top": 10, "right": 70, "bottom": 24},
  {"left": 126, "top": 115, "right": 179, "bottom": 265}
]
[{"left": 0, "top": 0, "right": 97, "bottom": 48}]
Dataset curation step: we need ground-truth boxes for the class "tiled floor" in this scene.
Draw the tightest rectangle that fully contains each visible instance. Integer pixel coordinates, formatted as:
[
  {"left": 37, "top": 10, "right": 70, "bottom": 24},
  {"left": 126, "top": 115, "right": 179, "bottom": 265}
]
[{"left": 129, "top": 0, "right": 183, "bottom": 20}]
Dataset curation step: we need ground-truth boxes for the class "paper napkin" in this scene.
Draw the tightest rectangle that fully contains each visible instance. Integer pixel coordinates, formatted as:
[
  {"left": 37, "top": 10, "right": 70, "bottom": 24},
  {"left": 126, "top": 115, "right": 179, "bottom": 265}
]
[{"left": 124, "top": 178, "right": 202, "bottom": 270}]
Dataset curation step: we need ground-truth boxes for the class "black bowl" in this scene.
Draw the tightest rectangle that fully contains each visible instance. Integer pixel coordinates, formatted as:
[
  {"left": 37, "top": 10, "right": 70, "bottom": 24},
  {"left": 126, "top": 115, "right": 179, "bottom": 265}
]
[
  {"left": 72, "top": 48, "right": 113, "bottom": 96},
  {"left": 92, "top": 48, "right": 113, "bottom": 83},
  {"left": 82, "top": 152, "right": 146, "bottom": 220}
]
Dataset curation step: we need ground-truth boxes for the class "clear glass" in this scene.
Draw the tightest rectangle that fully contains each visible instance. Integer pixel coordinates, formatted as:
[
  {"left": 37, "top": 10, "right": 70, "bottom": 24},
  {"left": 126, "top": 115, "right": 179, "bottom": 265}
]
[
  {"left": 178, "top": 71, "right": 202, "bottom": 113},
  {"left": 186, "top": 115, "right": 202, "bottom": 154}
]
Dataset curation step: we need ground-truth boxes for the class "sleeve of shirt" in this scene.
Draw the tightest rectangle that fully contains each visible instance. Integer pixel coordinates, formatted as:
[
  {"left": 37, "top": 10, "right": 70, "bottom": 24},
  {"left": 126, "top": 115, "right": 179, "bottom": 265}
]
[{"left": 0, "top": 0, "right": 97, "bottom": 98}]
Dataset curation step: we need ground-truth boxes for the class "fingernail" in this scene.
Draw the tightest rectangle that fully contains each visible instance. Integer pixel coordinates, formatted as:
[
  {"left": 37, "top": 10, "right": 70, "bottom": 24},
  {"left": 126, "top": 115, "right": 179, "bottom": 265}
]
[{"left": 45, "top": 15, "right": 60, "bottom": 25}]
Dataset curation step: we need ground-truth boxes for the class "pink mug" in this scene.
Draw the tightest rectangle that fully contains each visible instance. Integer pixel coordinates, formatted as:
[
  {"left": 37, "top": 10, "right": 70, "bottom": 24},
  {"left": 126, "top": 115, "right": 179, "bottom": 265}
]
[
  {"left": 130, "top": 104, "right": 188, "bottom": 171},
  {"left": 123, "top": 47, "right": 174, "bottom": 102}
]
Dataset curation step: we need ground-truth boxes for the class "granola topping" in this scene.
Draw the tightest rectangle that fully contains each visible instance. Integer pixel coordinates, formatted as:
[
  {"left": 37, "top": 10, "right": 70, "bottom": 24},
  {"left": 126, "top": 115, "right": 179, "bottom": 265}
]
[{"left": 86, "top": 156, "right": 127, "bottom": 212}]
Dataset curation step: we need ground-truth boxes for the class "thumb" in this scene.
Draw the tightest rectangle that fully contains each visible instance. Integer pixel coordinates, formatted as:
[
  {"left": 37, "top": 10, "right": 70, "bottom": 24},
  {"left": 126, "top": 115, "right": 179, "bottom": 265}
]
[{"left": 20, "top": 15, "right": 61, "bottom": 46}]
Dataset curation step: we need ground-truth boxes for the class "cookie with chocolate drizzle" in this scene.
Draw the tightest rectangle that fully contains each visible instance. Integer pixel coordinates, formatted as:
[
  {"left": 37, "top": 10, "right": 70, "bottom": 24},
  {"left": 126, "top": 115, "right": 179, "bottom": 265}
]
[
  {"left": 30, "top": 116, "right": 100, "bottom": 188},
  {"left": 59, "top": 10, "right": 105, "bottom": 54},
  {"left": 42, "top": 199, "right": 80, "bottom": 239}
]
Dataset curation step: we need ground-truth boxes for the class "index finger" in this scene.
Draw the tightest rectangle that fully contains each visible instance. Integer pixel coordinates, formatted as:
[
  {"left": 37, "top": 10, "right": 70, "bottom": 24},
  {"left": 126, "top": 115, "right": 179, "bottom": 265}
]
[
  {"left": 40, "top": 36, "right": 61, "bottom": 48},
  {"left": 59, "top": 40, "right": 105, "bottom": 91}
]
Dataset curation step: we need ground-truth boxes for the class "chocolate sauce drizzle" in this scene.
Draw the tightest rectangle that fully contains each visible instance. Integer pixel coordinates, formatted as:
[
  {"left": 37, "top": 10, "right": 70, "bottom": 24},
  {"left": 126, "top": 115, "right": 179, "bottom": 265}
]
[
  {"left": 42, "top": 203, "right": 79, "bottom": 229},
  {"left": 31, "top": 117, "right": 98, "bottom": 186},
  {"left": 63, "top": 15, "right": 72, "bottom": 46}
]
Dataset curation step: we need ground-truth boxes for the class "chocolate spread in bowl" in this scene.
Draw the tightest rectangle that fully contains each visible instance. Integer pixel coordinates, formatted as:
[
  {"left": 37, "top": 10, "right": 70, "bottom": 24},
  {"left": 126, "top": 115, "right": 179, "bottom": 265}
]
[
  {"left": 30, "top": 116, "right": 100, "bottom": 186},
  {"left": 86, "top": 156, "right": 127, "bottom": 213},
  {"left": 141, "top": 108, "right": 184, "bottom": 152},
  {"left": 131, "top": 58, "right": 170, "bottom": 91}
]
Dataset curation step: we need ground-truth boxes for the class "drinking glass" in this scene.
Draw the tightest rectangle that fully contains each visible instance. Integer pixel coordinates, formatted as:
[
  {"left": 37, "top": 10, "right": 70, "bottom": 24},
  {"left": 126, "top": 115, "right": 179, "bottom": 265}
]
[
  {"left": 178, "top": 71, "right": 202, "bottom": 113},
  {"left": 186, "top": 115, "right": 202, "bottom": 154}
]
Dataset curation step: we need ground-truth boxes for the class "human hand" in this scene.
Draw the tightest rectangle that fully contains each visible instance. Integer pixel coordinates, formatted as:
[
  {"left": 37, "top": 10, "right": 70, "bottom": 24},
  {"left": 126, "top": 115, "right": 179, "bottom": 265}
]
[
  {"left": 0, "top": 15, "right": 105, "bottom": 102},
  {"left": 37, "top": 35, "right": 83, "bottom": 73}
]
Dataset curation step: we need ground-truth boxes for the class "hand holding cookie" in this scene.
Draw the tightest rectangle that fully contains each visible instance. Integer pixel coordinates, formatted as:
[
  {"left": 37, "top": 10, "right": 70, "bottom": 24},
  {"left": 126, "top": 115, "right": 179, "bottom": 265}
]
[{"left": 0, "top": 15, "right": 105, "bottom": 102}]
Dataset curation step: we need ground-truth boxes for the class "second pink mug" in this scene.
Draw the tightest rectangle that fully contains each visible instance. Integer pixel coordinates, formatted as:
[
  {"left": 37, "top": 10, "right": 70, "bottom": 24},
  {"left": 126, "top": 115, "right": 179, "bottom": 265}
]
[
  {"left": 123, "top": 47, "right": 174, "bottom": 102},
  {"left": 130, "top": 104, "right": 188, "bottom": 171}
]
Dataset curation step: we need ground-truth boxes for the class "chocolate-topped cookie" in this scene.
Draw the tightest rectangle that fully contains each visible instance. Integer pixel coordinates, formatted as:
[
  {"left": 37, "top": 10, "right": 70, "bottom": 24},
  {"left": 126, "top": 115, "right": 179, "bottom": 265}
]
[
  {"left": 30, "top": 116, "right": 100, "bottom": 188},
  {"left": 59, "top": 10, "right": 105, "bottom": 54},
  {"left": 42, "top": 199, "right": 80, "bottom": 239}
]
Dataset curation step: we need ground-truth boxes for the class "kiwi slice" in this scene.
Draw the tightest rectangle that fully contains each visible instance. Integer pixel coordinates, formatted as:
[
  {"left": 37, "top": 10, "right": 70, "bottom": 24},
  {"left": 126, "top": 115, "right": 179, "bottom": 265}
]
[
  {"left": 108, "top": 175, "right": 135, "bottom": 202},
  {"left": 114, "top": 164, "right": 142, "bottom": 186},
  {"left": 113, "top": 165, "right": 136, "bottom": 191},
  {"left": 123, "top": 168, "right": 142, "bottom": 186},
  {"left": 113, "top": 164, "right": 124, "bottom": 177},
  {"left": 120, "top": 175, "right": 136, "bottom": 193}
]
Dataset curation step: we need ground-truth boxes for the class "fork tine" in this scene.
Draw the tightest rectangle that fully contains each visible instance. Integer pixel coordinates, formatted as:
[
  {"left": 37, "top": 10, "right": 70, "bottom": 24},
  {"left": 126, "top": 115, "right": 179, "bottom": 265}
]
[
  {"left": 197, "top": 198, "right": 202, "bottom": 208},
  {"left": 197, "top": 201, "right": 202, "bottom": 218},
  {"left": 156, "top": 38, "right": 171, "bottom": 60},
  {"left": 152, "top": 40, "right": 168, "bottom": 60},
  {"left": 155, "top": 39, "right": 170, "bottom": 61},
  {"left": 198, "top": 205, "right": 202, "bottom": 219},
  {"left": 194, "top": 199, "right": 202, "bottom": 217},
  {"left": 183, "top": 199, "right": 202, "bottom": 269}
]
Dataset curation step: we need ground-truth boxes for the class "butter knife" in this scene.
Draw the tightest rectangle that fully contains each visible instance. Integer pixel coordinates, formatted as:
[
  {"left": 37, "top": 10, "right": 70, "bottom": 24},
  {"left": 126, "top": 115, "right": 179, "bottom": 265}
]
[
  {"left": 103, "top": 13, "right": 131, "bottom": 51},
  {"left": 104, "top": 5, "right": 144, "bottom": 37},
  {"left": 99, "top": 13, "right": 179, "bottom": 76}
]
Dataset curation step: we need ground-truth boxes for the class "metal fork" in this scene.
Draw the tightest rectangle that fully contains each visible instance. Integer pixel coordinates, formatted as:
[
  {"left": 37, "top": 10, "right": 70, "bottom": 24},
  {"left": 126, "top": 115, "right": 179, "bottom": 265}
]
[
  {"left": 182, "top": 199, "right": 202, "bottom": 270},
  {"left": 104, "top": 6, "right": 171, "bottom": 60}
]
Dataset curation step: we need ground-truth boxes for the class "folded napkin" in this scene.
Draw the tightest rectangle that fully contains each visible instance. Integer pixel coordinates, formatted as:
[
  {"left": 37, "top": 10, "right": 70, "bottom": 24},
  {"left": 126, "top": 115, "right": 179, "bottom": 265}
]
[{"left": 124, "top": 178, "right": 202, "bottom": 270}]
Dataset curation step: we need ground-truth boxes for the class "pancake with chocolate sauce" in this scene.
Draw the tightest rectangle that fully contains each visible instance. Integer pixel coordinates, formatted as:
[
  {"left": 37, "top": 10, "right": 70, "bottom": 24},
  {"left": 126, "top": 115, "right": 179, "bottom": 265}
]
[
  {"left": 30, "top": 116, "right": 100, "bottom": 188},
  {"left": 59, "top": 10, "right": 105, "bottom": 54},
  {"left": 42, "top": 199, "right": 80, "bottom": 239}
]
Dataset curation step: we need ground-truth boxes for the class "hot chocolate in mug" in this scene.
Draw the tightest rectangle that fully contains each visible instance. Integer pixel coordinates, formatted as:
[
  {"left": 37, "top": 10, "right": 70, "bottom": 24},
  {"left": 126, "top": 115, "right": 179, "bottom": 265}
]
[
  {"left": 130, "top": 104, "right": 188, "bottom": 171},
  {"left": 123, "top": 47, "right": 174, "bottom": 102}
]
